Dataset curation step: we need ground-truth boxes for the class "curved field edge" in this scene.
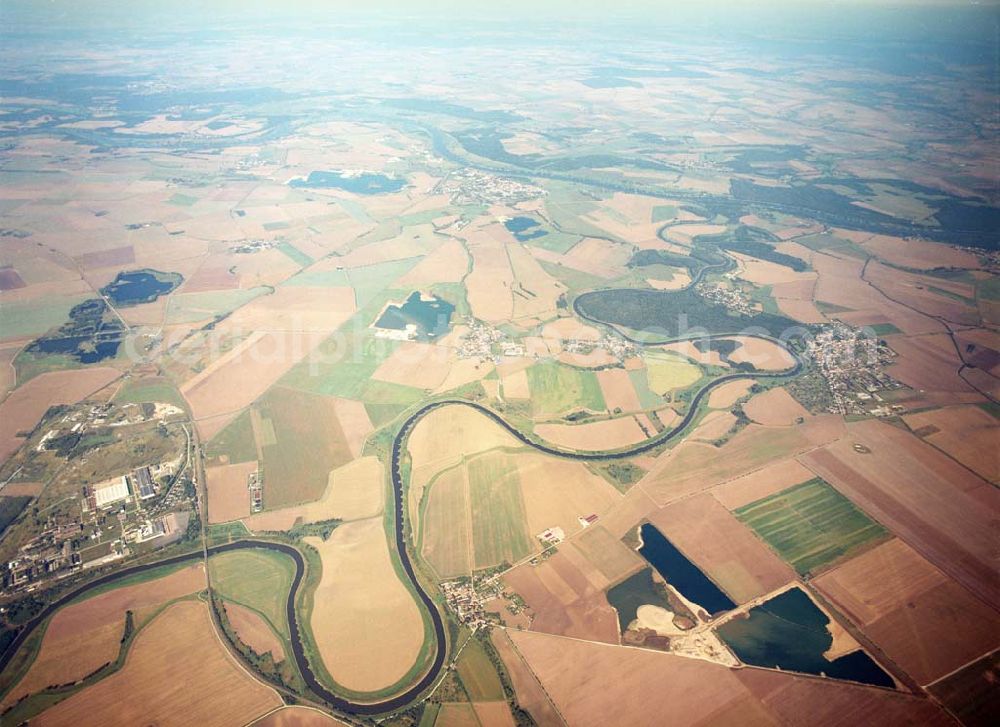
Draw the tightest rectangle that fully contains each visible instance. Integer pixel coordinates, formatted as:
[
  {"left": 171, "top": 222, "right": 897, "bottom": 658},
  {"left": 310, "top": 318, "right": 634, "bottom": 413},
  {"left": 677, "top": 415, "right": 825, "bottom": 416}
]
[
  {"left": 292, "top": 514, "right": 442, "bottom": 704},
  {"left": 0, "top": 559, "right": 198, "bottom": 704},
  {"left": 0, "top": 590, "right": 205, "bottom": 724}
]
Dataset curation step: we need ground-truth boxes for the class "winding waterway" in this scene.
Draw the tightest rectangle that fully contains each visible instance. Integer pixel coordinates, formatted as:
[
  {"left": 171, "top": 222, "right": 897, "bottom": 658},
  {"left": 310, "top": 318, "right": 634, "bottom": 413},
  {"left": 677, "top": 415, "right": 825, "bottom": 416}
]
[{"left": 0, "top": 272, "right": 805, "bottom": 716}]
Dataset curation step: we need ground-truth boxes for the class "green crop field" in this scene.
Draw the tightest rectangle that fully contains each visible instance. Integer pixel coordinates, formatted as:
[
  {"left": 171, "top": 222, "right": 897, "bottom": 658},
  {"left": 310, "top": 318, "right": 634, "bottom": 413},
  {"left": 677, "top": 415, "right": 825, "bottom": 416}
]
[
  {"left": 256, "top": 386, "right": 354, "bottom": 507},
  {"left": 113, "top": 377, "right": 187, "bottom": 410},
  {"left": 204, "top": 410, "right": 257, "bottom": 465},
  {"left": 419, "top": 468, "right": 472, "bottom": 578},
  {"left": 209, "top": 549, "right": 294, "bottom": 638},
  {"left": 165, "top": 287, "right": 269, "bottom": 325},
  {"left": 456, "top": 637, "right": 505, "bottom": 701},
  {"left": 468, "top": 452, "right": 534, "bottom": 569},
  {"left": 0, "top": 296, "right": 89, "bottom": 339},
  {"left": 643, "top": 351, "right": 702, "bottom": 395},
  {"left": 735, "top": 478, "right": 888, "bottom": 576},
  {"left": 526, "top": 360, "right": 605, "bottom": 417}
]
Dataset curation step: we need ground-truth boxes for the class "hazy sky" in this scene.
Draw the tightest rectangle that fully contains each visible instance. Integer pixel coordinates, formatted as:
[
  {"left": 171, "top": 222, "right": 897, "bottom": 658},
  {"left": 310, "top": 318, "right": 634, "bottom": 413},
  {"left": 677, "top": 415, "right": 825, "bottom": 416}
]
[{"left": 3, "top": 0, "right": 997, "bottom": 45}]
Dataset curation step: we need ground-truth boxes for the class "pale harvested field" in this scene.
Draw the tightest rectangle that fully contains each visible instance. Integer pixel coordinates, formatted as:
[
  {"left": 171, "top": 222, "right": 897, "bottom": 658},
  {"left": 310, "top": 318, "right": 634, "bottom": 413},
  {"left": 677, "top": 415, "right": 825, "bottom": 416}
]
[
  {"left": 512, "top": 629, "right": 947, "bottom": 727},
  {"left": 466, "top": 228, "right": 514, "bottom": 323},
  {"left": 862, "top": 235, "right": 979, "bottom": 270},
  {"left": 421, "top": 466, "right": 472, "bottom": 578},
  {"left": 510, "top": 630, "right": 775, "bottom": 727},
  {"left": 567, "top": 523, "right": 646, "bottom": 585},
  {"left": 903, "top": 405, "right": 999, "bottom": 482},
  {"left": 664, "top": 222, "right": 728, "bottom": 245},
  {"left": 557, "top": 349, "right": 618, "bottom": 368},
  {"left": 407, "top": 405, "right": 520, "bottom": 517},
  {"left": 866, "top": 262, "right": 979, "bottom": 326},
  {"left": 813, "top": 538, "right": 1000, "bottom": 686},
  {"left": 562, "top": 236, "right": 632, "bottom": 279},
  {"left": 245, "top": 456, "right": 384, "bottom": 532},
  {"left": 727, "top": 336, "right": 795, "bottom": 371},
  {"left": 473, "top": 701, "right": 516, "bottom": 727},
  {"left": 517, "top": 455, "right": 623, "bottom": 538},
  {"left": 220, "top": 285, "right": 355, "bottom": 332},
  {"left": 641, "top": 415, "right": 844, "bottom": 506},
  {"left": 690, "top": 411, "right": 737, "bottom": 441},
  {"left": 372, "top": 341, "right": 451, "bottom": 390},
  {"left": 3, "top": 564, "right": 206, "bottom": 709},
  {"left": 776, "top": 298, "right": 826, "bottom": 324},
  {"left": 433, "top": 357, "right": 493, "bottom": 396},
  {"left": 733, "top": 252, "right": 818, "bottom": 286},
  {"left": 306, "top": 517, "right": 424, "bottom": 693},
  {"left": 33, "top": 600, "right": 279, "bottom": 727},
  {"left": 332, "top": 397, "right": 373, "bottom": 459},
  {"left": 541, "top": 317, "right": 602, "bottom": 343},
  {"left": 227, "top": 602, "right": 285, "bottom": 661},
  {"left": 597, "top": 368, "right": 641, "bottom": 413},
  {"left": 490, "top": 630, "right": 565, "bottom": 727},
  {"left": 508, "top": 242, "right": 566, "bottom": 323},
  {"left": 596, "top": 483, "right": 659, "bottom": 539},
  {"left": 0, "top": 367, "right": 120, "bottom": 463},
  {"left": 811, "top": 253, "right": 944, "bottom": 336},
  {"left": 500, "top": 368, "right": 531, "bottom": 399},
  {"left": 435, "top": 703, "right": 479, "bottom": 727},
  {"left": 207, "top": 460, "right": 257, "bottom": 524},
  {"left": 395, "top": 238, "right": 468, "bottom": 287},
  {"left": 182, "top": 329, "right": 328, "bottom": 441},
  {"left": 707, "top": 379, "right": 753, "bottom": 409},
  {"left": 251, "top": 707, "right": 350, "bottom": 727},
  {"left": 647, "top": 269, "right": 691, "bottom": 290},
  {"left": 535, "top": 416, "right": 647, "bottom": 451},
  {"left": 504, "top": 552, "right": 620, "bottom": 644},
  {"left": 713, "top": 459, "right": 815, "bottom": 510},
  {"left": 659, "top": 339, "right": 727, "bottom": 367},
  {"left": 733, "top": 663, "right": 950, "bottom": 726},
  {"left": 649, "top": 495, "right": 796, "bottom": 604},
  {"left": 885, "top": 333, "right": 979, "bottom": 395},
  {"left": 743, "top": 387, "right": 809, "bottom": 426},
  {"left": 799, "top": 419, "right": 1000, "bottom": 608}
]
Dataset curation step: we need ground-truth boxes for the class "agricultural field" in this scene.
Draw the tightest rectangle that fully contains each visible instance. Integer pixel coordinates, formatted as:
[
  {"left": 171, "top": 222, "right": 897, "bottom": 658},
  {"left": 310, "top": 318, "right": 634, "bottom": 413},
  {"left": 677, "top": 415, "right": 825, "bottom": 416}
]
[
  {"left": 305, "top": 518, "right": 425, "bottom": 694},
  {"left": 0, "top": 6, "right": 997, "bottom": 726},
  {"left": 524, "top": 360, "right": 605, "bottom": 417},
  {"left": 29, "top": 601, "right": 281, "bottom": 727},
  {"left": 208, "top": 550, "right": 294, "bottom": 639},
  {"left": 734, "top": 477, "right": 889, "bottom": 576},
  {"left": 813, "top": 538, "right": 1000, "bottom": 686},
  {"left": 1, "top": 563, "right": 206, "bottom": 710}
]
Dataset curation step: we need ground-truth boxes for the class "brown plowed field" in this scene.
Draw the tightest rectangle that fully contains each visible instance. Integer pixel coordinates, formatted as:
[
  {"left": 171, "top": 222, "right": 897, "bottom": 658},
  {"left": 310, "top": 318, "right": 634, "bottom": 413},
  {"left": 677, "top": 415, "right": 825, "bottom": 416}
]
[
  {"left": 251, "top": 707, "right": 350, "bottom": 727},
  {"left": 799, "top": 419, "right": 1000, "bottom": 609},
  {"left": 733, "top": 665, "right": 950, "bottom": 726},
  {"left": 490, "top": 630, "right": 566, "bottom": 727},
  {"left": 227, "top": 602, "right": 285, "bottom": 661},
  {"left": 206, "top": 460, "right": 257, "bottom": 524},
  {"left": 813, "top": 538, "right": 1000, "bottom": 685},
  {"left": 504, "top": 551, "right": 621, "bottom": 644},
  {"left": 534, "top": 417, "right": 647, "bottom": 451},
  {"left": 0, "top": 367, "right": 121, "bottom": 463},
  {"left": 3, "top": 564, "right": 206, "bottom": 709},
  {"left": 33, "top": 600, "right": 280, "bottom": 727},
  {"left": 743, "top": 387, "right": 809, "bottom": 426},
  {"left": 902, "top": 405, "right": 999, "bottom": 482},
  {"left": 649, "top": 494, "right": 796, "bottom": 604},
  {"left": 712, "top": 459, "right": 815, "bottom": 510},
  {"left": 641, "top": 415, "right": 844, "bottom": 506}
]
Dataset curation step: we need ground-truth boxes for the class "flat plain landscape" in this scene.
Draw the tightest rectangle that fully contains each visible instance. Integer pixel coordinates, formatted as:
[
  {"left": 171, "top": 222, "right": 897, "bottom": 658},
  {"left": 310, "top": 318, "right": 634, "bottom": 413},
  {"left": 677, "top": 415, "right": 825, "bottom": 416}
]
[{"left": 0, "top": 4, "right": 997, "bottom": 726}]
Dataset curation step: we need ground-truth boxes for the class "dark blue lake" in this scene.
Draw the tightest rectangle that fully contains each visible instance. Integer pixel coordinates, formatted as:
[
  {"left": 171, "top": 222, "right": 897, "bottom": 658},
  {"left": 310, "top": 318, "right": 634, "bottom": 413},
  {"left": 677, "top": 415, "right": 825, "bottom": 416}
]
[
  {"left": 290, "top": 170, "right": 405, "bottom": 195},
  {"left": 504, "top": 216, "right": 548, "bottom": 242},
  {"left": 375, "top": 292, "right": 454, "bottom": 339},
  {"left": 100, "top": 269, "right": 182, "bottom": 306},
  {"left": 717, "top": 587, "right": 894, "bottom": 688},
  {"left": 638, "top": 523, "right": 736, "bottom": 614}
]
